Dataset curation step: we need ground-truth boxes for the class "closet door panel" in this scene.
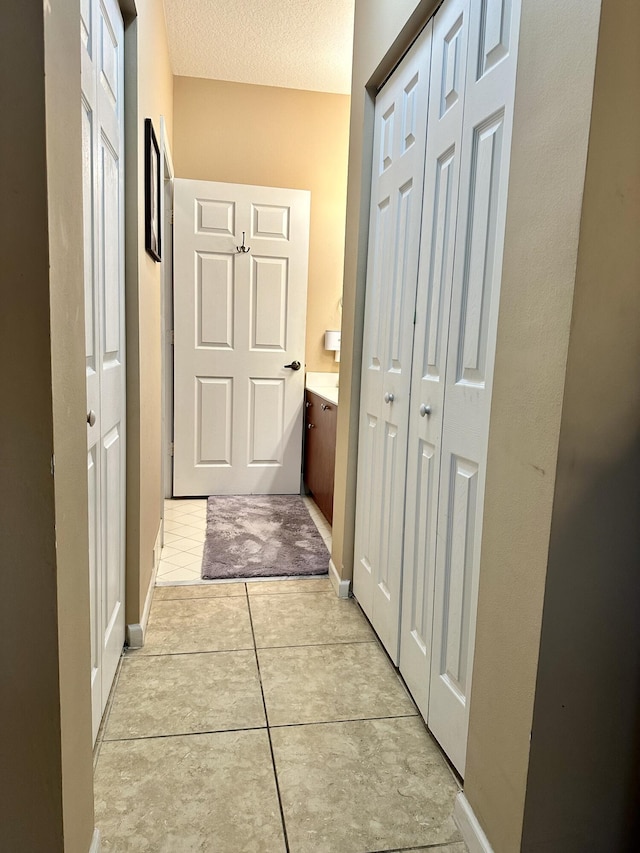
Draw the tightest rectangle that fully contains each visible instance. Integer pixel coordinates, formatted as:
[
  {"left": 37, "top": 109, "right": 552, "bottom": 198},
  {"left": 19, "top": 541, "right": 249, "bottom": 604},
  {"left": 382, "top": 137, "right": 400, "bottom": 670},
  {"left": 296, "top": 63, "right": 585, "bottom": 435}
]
[
  {"left": 353, "top": 22, "right": 433, "bottom": 662},
  {"left": 428, "top": 0, "right": 522, "bottom": 776},
  {"left": 400, "top": 0, "right": 471, "bottom": 722}
]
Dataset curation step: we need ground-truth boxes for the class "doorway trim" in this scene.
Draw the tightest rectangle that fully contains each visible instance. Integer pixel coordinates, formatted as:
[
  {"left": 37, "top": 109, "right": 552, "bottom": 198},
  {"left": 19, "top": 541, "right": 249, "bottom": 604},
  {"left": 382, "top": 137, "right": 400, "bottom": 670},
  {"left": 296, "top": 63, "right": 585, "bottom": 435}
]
[{"left": 160, "top": 116, "right": 175, "bottom": 507}]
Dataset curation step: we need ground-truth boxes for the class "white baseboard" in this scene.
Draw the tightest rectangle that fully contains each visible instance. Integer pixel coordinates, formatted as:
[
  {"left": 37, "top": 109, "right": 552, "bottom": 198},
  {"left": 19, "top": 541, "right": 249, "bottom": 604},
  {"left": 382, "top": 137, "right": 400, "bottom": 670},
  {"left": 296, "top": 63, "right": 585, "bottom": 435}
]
[
  {"left": 126, "top": 526, "right": 161, "bottom": 648},
  {"left": 454, "top": 792, "right": 494, "bottom": 853},
  {"left": 329, "top": 558, "right": 351, "bottom": 599},
  {"left": 89, "top": 828, "right": 101, "bottom": 853}
]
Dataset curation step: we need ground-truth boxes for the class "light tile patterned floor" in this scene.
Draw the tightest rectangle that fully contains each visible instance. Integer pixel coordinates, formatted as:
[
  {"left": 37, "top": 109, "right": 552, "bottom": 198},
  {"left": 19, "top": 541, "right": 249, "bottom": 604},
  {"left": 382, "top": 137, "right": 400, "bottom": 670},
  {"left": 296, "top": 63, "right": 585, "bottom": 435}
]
[
  {"left": 157, "top": 497, "right": 332, "bottom": 585},
  {"left": 93, "top": 579, "right": 467, "bottom": 852}
]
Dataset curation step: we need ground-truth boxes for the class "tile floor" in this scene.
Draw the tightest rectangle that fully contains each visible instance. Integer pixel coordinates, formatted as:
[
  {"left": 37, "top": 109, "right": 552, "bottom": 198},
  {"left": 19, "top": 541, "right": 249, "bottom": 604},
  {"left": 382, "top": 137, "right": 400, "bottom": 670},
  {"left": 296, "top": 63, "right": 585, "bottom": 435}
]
[
  {"left": 157, "top": 497, "right": 333, "bottom": 585},
  {"left": 93, "top": 499, "right": 466, "bottom": 852}
]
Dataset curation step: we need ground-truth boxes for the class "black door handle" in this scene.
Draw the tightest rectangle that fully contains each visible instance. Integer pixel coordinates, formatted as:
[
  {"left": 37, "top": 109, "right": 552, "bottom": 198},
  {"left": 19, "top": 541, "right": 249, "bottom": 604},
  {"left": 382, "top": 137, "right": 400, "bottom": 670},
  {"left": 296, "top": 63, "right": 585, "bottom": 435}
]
[{"left": 284, "top": 360, "right": 301, "bottom": 371}]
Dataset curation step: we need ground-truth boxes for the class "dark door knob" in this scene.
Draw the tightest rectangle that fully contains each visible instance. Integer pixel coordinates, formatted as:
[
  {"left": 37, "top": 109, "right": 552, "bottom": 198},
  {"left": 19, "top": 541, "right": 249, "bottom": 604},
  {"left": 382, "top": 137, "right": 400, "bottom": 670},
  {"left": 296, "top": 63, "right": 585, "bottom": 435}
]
[{"left": 284, "top": 360, "right": 301, "bottom": 371}]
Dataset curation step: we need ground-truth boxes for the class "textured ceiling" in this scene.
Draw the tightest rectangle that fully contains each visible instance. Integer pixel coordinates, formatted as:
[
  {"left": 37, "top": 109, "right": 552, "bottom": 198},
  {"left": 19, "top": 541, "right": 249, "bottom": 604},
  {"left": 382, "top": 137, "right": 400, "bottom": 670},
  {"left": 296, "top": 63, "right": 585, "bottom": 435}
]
[{"left": 163, "top": 0, "right": 355, "bottom": 94}]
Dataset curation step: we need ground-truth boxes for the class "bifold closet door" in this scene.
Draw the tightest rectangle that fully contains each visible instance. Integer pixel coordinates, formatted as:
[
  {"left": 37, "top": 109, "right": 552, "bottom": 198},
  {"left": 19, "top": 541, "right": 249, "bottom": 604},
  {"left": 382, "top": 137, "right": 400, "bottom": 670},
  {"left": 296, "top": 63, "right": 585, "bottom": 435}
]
[
  {"left": 399, "top": 0, "right": 471, "bottom": 727},
  {"left": 426, "top": 0, "right": 522, "bottom": 775},
  {"left": 353, "top": 22, "right": 433, "bottom": 662}
]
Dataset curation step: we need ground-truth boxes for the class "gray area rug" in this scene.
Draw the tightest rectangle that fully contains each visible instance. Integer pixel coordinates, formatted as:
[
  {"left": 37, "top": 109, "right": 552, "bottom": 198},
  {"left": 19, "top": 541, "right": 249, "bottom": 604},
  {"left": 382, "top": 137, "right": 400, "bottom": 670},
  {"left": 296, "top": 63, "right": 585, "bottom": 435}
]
[{"left": 201, "top": 495, "right": 329, "bottom": 580}]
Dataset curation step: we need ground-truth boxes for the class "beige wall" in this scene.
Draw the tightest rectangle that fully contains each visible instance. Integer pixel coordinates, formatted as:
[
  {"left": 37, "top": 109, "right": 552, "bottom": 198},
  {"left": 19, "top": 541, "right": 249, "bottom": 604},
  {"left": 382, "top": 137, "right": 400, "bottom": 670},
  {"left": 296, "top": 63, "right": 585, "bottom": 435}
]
[
  {"left": 173, "top": 77, "right": 350, "bottom": 372},
  {"left": 125, "top": 0, "right": 174, "bottom": 628},
  {"left": 462, "top": 1, "right": 602, "bottom": 849},
  {"left": 46, "top": 0, "right": 97, "bottom": 848},
  {"left": 519, "top": 0, "right": 640, "bottom": 847},
  {"left": 0, "top": 1, "right": 94, "bottom": 851}
]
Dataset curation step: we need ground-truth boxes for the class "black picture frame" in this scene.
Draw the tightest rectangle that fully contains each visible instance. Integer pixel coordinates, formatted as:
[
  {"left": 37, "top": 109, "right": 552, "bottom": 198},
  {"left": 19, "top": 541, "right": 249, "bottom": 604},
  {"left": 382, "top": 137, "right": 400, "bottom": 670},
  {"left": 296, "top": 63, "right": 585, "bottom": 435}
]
[{"left": 145, "top": 118, "right": 161, "bottom": 262}]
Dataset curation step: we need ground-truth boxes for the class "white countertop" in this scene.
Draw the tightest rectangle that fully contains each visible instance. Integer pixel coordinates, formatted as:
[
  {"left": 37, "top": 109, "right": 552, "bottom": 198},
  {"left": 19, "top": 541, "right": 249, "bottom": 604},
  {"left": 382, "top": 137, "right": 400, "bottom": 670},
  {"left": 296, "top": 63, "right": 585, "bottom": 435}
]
[{"left": 306, "top": 372, "right": 339, "bottom": 406}]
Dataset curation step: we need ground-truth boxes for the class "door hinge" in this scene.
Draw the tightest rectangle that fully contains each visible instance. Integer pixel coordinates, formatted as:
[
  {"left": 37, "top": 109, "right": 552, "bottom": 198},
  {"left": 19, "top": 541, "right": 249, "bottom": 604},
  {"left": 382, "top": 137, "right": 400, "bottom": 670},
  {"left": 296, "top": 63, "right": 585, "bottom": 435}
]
[
  {"left": 170, "top": 330, "right": 175, "bottom": 345},
  {"left": 170, "top": 209, "right": 174, "bottom": 225},
  {"left": 169, "top": 442, "right": 174, "bottom": 457}
]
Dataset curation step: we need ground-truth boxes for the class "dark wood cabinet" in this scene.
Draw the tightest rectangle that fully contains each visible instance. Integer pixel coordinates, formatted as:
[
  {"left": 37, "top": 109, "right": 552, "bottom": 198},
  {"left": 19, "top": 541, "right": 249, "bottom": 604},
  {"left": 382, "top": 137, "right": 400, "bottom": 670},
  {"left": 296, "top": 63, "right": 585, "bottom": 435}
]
[{"left": 303, "top": 390, "right": 337, "bottom": 524}]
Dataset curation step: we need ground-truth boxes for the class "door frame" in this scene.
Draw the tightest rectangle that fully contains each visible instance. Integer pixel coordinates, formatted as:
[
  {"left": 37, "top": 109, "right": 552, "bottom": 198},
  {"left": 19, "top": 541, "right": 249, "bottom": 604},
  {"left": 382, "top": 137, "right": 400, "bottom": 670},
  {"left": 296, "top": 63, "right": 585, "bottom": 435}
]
[
  {"left": 171, "top": 178, "right": 311, "bottom": 497},
  {"left": 160, "top": 116, "right": 175, "bottom": 517}
]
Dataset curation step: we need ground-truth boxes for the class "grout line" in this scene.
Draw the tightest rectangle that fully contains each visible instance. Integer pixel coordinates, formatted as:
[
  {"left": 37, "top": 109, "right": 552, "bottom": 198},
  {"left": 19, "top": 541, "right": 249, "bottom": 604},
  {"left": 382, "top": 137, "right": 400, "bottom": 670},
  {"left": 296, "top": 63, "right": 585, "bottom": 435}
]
[
  {"left": 93, "top": 651, "right": 126, "bottom": 768},
  {"left": 125, "top": 646, "right": 255, "bottom": 658},
  {"left": 265, "top": 712, "right": 420, "bottom": 730},
  {"left": 255, "top": 639, "right": 377, "bottom": 651},
  {"left": 123, "top": 647, "right": 256, "bottom": 660},
  {"left": 246, "top": 586, "right": 291, "bottom": 853},
  {"left": 246, "top": 588, "right": 332, "bottom": 598},
  {"left": 367, "top": 843, "right": 463, "bottom": 853},
  {"left": 101, "top": 723, "right": 268, "bottom": 744},
  {"left": 154, "top": 593, "right": 247, "bottom": 601}
]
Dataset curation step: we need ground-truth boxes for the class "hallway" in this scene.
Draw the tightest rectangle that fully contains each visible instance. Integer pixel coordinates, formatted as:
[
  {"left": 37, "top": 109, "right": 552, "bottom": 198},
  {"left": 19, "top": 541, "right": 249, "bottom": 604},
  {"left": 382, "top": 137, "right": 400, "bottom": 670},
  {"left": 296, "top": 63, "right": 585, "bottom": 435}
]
[{"left": 92, "top": 540, "right": 466, "bottom": 851}]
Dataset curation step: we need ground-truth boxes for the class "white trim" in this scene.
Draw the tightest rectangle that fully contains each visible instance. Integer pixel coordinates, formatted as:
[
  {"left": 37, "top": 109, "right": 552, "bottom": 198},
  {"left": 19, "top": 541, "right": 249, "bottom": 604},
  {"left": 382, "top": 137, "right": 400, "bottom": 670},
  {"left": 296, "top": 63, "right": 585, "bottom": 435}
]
[
  {"left": 126, "top": 525, "right": 160, "bottom": 648},
  {"left": 329, "top": 558, "right": 351, "bottom": 599},
  {"left": 454, "top": 792, "right": 494, "bottom": 853},
  {"left": 159, "top": 114, "right": 175, "bottom": 500},
  {"left": 159, "top": 116, "right": 174, "bottom": 180},
  {"left": 89, "top": 828, "right": 101, "bottom": 853}
]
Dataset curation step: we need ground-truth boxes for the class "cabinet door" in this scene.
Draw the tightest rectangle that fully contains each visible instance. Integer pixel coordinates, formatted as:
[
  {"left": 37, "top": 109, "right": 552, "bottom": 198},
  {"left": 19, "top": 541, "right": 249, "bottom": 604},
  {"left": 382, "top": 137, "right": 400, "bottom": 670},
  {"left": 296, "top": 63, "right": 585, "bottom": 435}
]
[
  {"left": 353, "top": 21, "right": 433, "bottom": 663},
  {"left": 304, "top": 392, "right": 337, "bottom": 525}
]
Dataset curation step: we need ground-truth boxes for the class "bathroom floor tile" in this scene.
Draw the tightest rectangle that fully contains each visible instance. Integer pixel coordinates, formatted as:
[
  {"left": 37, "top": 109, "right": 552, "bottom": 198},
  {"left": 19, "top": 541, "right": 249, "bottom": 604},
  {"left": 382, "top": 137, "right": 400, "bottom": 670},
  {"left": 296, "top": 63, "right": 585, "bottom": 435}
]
[
  {"left": 246, "top": 578, "right": 332, "bottom": 596},
  {"left": 250, "top": 592, "right": 374, "bottom": 648},
  {"left": 95, "top": 731, "right": 286, "bottom": 853},
  {"left": 270, "top": 717, "right": 461, "bottom": 853},
  {"left": 160, "top": 550, "right": 203, "bottom": 568},
  {"left": 155, "top": 564, "right": 202, "bottom": 583},
  {"left": 162, "top": 532, "right": 204, "bottom": 550},
  {"left": 258, "top": 642, "right": 417, "bottom": 726},
  {"left": 103, "top": 650, "right": 265, "bottom": 740},
  {"left": 154, "top": 582, "right": 246, "bottom": 601},
  {"left": 167, "top": 522, "right": 206, "bottom": 540},
  {"left": 131, "top": 596, "right": 253, "bottom": 656}
]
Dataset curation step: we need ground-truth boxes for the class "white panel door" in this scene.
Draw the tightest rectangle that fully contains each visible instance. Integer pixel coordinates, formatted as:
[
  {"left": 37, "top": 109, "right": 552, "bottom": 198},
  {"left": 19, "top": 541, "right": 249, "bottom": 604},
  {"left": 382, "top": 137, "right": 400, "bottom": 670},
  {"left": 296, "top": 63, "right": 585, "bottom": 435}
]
[
  {"left": 400, "top": 0, "right": 471, "bottom": 722},
  {"left": 81, "top": 0, "right": 126, "bottom": 742},
  {"left": 427, "top": 0, "right": 522, "bottom": 774},
  {"left": 353, "top": 22, "right": 433, "bottom": 663},
  {"left": 173, "top": 180, "right": 310, "bottom": 496}
]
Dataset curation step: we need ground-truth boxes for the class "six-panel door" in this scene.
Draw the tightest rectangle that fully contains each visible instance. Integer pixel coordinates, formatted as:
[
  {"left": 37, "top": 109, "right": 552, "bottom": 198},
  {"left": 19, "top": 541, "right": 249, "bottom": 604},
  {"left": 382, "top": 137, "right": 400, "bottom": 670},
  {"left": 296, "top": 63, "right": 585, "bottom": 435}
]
[
  {"left": 427, "top": 0, "right": 522, "bottom": 775},
  {"left": 81, "top": 0, "right": 126, "bottom": 743},
  {"left": 400, "top": 0, "right": 471, "bottom": 728},
  {"left": 353, "top": 21, "right": 434, "bottom": 664},
  {"left": 173, "top": 180, "right": 310, "bottom": 496}
]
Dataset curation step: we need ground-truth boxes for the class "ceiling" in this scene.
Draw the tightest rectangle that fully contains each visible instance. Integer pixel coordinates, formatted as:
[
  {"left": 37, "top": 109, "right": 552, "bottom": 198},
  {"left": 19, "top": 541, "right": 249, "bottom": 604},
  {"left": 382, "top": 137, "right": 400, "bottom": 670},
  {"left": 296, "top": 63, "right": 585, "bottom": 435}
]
[{"left": 163, "top": 0, "right": 355, "bottom": 95}]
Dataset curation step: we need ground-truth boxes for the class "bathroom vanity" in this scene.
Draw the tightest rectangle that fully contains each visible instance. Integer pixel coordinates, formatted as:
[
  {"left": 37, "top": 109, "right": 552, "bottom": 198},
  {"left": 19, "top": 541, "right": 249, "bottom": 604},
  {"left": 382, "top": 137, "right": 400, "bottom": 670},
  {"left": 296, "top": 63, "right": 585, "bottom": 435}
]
[{"left": 303, "top": 374, "right": 338, "bottom": 524}]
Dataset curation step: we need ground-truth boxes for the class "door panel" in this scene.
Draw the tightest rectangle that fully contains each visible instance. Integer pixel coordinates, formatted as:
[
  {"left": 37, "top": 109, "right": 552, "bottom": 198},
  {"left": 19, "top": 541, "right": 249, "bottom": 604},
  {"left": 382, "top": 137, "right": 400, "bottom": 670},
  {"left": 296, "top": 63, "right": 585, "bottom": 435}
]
[
  {"left": 249, "top": 379, "right": 285, "bottom": 465},
  {"left": 251, "top": 257, "right": 288, "bottom": 349},
  {"left": 198, "top": 253, "right": 234, "bottom": 347},
  {"left": 81, "top": 0, "right": 125, "bottom": 743},
  {"left": 400, "top": 0, "right": 471, "bottom": 718},
  {"left": 427, "top": 0, "right": 521, "bottom": 775},
  {"left": 353, "top": 21, "right": 433, "bottom": 663},
  {"left": 87, "top": 448, "right": 100, "bottom": 737},
  {"left": 197, "top": 377, "right": 232, "bottom": 465},
  {"left": 173, "top": 180, "right": 310, "bottom": 495}
]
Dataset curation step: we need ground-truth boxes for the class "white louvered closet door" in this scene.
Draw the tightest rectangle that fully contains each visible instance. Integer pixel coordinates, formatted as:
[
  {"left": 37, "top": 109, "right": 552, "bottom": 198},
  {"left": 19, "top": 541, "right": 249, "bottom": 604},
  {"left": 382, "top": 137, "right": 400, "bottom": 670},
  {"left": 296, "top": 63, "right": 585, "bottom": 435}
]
[{"left": 352, "top": 21, "right": 433, "bottom": 663}]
